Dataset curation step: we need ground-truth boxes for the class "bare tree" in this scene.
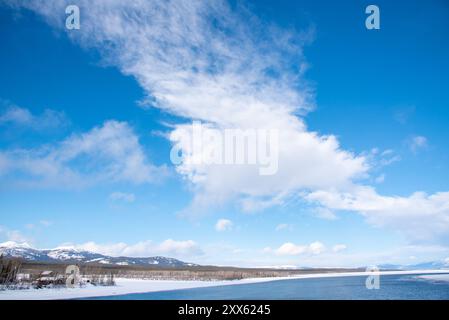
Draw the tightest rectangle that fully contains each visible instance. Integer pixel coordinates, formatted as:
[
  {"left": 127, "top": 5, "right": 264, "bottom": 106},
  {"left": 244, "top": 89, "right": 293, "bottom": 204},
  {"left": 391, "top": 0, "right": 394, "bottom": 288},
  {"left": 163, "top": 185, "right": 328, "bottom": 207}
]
[{"left": 0, "top": 255, "right": 22, "bottom": 288}]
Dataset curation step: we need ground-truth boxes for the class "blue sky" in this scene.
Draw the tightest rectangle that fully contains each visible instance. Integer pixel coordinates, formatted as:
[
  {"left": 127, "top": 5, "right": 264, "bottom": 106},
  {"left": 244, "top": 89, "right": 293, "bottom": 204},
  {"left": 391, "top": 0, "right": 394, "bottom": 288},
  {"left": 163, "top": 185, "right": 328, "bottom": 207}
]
[{"left": 1, "top": 0, "right": 449, "bottom": 267}]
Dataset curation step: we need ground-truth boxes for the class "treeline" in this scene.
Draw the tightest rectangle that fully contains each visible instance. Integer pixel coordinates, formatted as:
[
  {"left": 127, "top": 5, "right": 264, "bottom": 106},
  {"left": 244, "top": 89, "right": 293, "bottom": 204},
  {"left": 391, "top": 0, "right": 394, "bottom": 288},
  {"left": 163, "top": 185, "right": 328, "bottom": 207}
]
[
  {"left": 0, "top": 255, "right": 22, "bottom": 287},
  {"left": 5, "top": 260, "right": 363, "bottom": 285},
  {"left": 114, "top": 269, "right": 293, "bottom": 281},
  {"left": 0, "top": 255, "right": 115, "bottom": 290},
  {"left": 83, "top": 266, "right": 115, "bottom": 286}
]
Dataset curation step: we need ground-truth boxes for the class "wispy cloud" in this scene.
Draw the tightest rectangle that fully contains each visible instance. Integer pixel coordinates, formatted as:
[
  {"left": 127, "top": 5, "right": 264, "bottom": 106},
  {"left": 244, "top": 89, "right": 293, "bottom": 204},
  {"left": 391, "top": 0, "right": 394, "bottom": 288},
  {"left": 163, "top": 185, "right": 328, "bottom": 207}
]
[
  {"left": 0, "top": 103, "right": 68, "bottom": 131},
  {"left": 409, "top": 135, "right": 428, "bottom": 153},
  {"left": 215, "top": 219, "right": 233, "bottom": 232},
  {"left": 0, "top": 225, "right": 30, "bottom": 243},
  {"left": 364, "top": 148, "right": 400, "bottom": 169},
  {"left": 7, "top": 0, "right": 449, "bottom": 248},
  {"left": 71, "top": 239, "right": 203, "bottom": 258},
  {"left": 307, "top": 186, "right": 449, "bottom": 244},
  {"left": 8, "top": 0, "right": 367, "bottom": 215},
  {"left": 0, "top": 120, "right": 165, "bottom": 188},
  {"left": 332, "top": 244, "right": 347, "bottom": 253}
]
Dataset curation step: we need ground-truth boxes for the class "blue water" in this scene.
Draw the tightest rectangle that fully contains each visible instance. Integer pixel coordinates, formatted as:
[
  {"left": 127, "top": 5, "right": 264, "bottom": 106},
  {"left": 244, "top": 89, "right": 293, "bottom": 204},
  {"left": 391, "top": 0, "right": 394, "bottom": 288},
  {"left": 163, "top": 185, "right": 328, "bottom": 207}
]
[{"left": 86, "top": 274, "right": 449, "bottom": 300}]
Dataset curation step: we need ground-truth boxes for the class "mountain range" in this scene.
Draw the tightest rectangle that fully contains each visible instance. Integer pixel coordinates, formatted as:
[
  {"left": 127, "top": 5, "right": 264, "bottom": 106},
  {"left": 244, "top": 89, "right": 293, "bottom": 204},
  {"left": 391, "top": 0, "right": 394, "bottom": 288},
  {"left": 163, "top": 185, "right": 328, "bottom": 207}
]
[
  {"left": 2, "top": 241, "right": 449, "bottom": 270},
  {"left": 0, "top": 241, "right": 198, "bottom": 268}
]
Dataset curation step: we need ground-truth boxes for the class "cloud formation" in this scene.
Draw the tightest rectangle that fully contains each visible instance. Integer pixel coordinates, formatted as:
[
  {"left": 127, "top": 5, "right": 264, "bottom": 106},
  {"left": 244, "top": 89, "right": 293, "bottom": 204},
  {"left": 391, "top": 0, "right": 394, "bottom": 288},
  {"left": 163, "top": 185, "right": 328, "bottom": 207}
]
[
  {"left": 0, "top": 104, "right": 68, "bottom": 131},
  {"left": 332, "top": 244, "right": 347, "bottom": 253},
  {"left": 307, "top": 186, "right": 449, "bottom": 244},
  {"left": 7, "top": 0, "right": 367, "bottom": 213},
  {"left": 409, "top": 135, "right": 428, "bottom": 153},
  {"left": 215, "top": 219, "right": 233, "bottom": 232},
  {"left": 0, "top": 225, "right": 29, "bottom": 243},
  {"left": 0, "top": 120, "right": 164, "bottom": 187},
  {"left": 71, "top": 239, "right": 203, "bottom": 258},
  {"left": 6, "top": 0, "right": 449, "bottom": 246},
  {"left": 264, "top": 241, "right": 326, "bottom": 256}
]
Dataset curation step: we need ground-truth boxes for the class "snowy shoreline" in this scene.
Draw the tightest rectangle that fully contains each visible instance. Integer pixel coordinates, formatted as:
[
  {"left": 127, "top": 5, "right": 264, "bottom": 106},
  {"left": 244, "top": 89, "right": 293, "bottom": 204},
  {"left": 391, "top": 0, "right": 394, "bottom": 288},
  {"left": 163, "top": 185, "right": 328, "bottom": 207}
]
[{"left": 1, "top": 269, "right": 448, "bottom": 300}]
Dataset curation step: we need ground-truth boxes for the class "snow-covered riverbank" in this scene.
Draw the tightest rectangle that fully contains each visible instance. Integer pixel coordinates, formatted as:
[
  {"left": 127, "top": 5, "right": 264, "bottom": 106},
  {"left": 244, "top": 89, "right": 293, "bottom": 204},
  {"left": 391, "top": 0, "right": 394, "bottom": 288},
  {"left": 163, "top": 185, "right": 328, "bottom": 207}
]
[{"left": 1, "top": 269, "right": 448, "bottom": 300}]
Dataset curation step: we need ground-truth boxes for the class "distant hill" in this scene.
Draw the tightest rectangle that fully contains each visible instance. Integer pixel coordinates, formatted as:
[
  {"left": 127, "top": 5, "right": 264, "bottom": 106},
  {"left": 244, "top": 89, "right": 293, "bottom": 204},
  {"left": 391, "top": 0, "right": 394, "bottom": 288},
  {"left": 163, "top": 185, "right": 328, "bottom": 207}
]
[
  {"left": 0, "top": 241, "right": 198, "bottom": 268},
  {"left": 379, "top": 259, "right": 449, "bottom": 271}
]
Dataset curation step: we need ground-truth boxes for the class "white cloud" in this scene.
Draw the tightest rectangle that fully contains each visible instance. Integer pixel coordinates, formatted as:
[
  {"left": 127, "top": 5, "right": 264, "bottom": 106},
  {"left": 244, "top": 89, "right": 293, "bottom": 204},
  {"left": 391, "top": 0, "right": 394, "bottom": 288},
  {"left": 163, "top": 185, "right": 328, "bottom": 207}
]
[
  {"left": 332, "top": 244, "right": 347, "bottom": 253},
  {"left": 0, "top": 225, "right": 29, "bottom": 243},
  {"left": 215, "top": 219, "right": 233, "bottom": 232},
  {"left": 9, "top": 0, "right": 367, "bottom": 214},
  {"left": 73, "top": 239, "right": 203, "bottom": 258},
  {"left": 379, "top": 154, "right": 401, "bottom": 167},
  {"left": 0, "top": 120, "right": 165, "bottom": 187},
  {"left": 157, "top": 239, "right": 202, "bottom": 256},
  {"left": 308, "top": 241, "right": 326, "bottom": 255},
  {"left": 0, "top": 105, "right": 68, "bottom": 130},
  {"left": 6, "top": 230, "right": 27, "bottom": 242},
  {"left": 274, "top": 241, "right": 325, "bottom": 256},
  {"left": 109, "top": 192, "right": 136, "bottom": 203},
  {"left": 0, "top": 105, "right": 32, "bottom": 125},
  {"left": 364, "top": 148, "right": 400, "bottom": 169},
  {"left": 306, "top": 186, "right": 449, "bottom": 243},
  {"left": 275, "top": 243, "right": 306, "bottom": 255},
  {"left": 262, "top": 246, "right": 273, "bottom": 254},
  {"left": 409, "top": 135, "right": 428, "bottom": 153},
  {"left": 9, "top": 1, "right": 449, "bottom": 249}
]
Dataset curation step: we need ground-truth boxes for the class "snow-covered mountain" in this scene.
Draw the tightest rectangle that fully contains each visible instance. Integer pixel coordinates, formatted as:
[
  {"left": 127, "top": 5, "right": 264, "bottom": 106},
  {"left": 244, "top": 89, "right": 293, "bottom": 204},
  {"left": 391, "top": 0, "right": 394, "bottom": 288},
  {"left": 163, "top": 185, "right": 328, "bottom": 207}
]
[{"left": 0, "top": 241, "right": 198, "bottom": 268}]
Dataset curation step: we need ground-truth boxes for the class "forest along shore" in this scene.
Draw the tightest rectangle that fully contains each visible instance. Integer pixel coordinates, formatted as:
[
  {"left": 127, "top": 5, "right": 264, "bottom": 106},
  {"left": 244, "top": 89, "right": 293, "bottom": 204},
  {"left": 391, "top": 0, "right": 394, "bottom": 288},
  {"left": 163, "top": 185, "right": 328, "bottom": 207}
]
[{"left": 1, "top": 256, "right": 366, "bottom": 291}]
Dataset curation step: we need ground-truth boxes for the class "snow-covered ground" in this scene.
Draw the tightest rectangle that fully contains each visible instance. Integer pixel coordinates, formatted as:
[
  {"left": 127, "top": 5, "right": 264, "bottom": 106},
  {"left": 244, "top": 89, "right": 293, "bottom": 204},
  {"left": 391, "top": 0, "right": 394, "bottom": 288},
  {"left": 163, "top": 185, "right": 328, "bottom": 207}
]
[{"left": 1, "top": 269, "right": 448, "bottom": 300}]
